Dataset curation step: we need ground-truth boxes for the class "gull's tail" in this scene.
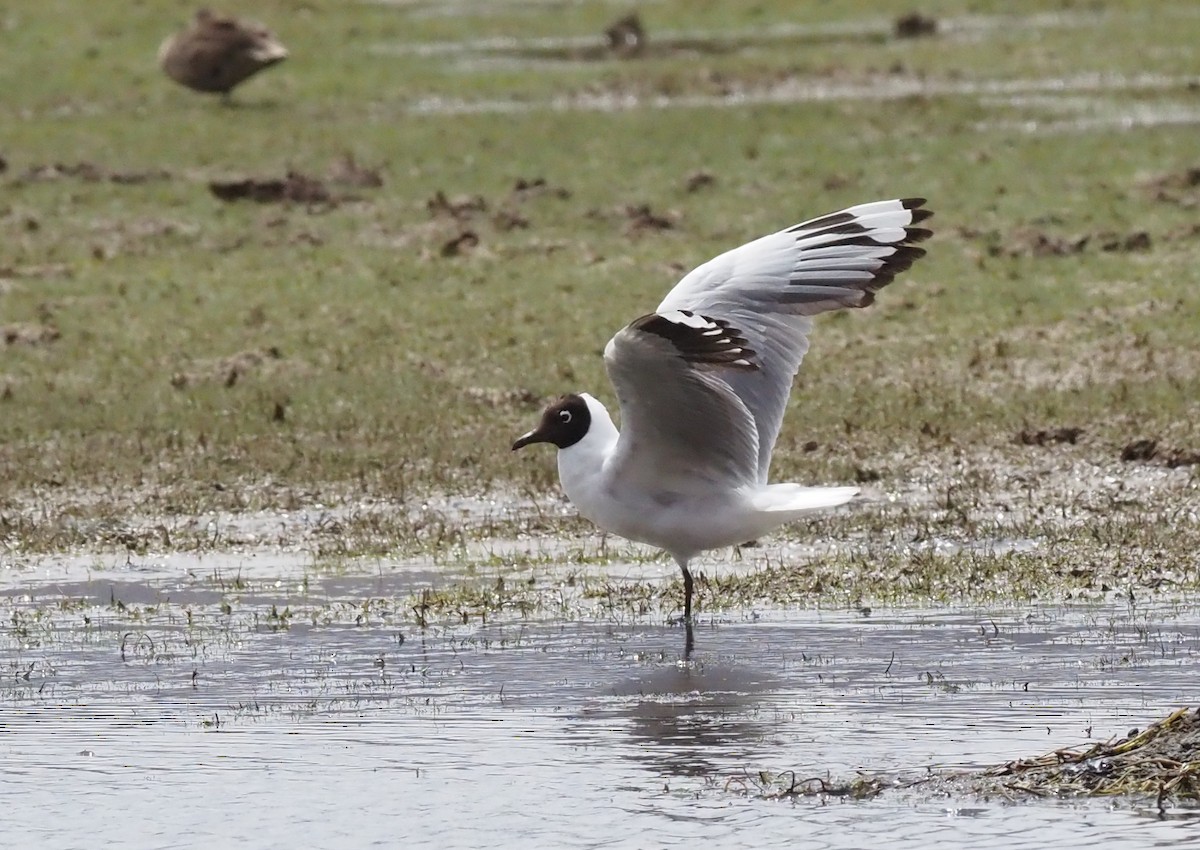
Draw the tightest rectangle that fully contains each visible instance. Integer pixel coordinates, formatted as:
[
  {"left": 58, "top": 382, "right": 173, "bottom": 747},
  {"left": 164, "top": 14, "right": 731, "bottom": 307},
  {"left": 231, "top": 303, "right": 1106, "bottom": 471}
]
[{"left": 750, "top": 484, "right": 859, "bottom": 515}]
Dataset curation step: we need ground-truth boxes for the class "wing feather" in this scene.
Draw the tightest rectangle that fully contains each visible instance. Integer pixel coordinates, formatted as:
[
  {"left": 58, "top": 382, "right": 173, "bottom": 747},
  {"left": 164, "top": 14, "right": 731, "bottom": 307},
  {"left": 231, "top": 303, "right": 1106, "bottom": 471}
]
[
  {"left": 603, "top": 315, "right": 760, "bottom": 494},
  {"left": 653, "top": 197, "right": 932, "bottom": 482}
]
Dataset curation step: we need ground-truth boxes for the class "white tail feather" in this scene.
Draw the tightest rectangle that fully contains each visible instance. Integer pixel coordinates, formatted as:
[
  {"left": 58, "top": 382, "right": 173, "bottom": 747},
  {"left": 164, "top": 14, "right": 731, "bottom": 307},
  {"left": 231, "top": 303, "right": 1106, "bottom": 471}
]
[{"left": 750, "top": 484, "right": 859, "bottom": 514}]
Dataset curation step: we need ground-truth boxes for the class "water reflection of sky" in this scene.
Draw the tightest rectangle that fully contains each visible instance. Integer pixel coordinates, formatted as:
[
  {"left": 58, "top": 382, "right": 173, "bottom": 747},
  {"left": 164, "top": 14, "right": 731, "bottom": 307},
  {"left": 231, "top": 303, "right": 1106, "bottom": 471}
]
[{"left": 5, "top": 594, "right": 1199, "bottom": 848}]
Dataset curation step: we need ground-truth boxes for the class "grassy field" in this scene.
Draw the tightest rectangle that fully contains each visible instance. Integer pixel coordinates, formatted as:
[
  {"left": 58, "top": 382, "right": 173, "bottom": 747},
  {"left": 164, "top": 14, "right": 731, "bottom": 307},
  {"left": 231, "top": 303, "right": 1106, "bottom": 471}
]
[{"left": 1, "top": 0, "right": 1198, "bottom": 600}]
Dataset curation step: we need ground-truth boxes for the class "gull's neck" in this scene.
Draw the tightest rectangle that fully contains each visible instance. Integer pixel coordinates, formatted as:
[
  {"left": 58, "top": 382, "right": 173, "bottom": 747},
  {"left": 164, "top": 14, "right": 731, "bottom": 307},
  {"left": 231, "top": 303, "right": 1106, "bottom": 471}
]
[{"left": 556, "top": 393, "right": 619, "bottom": 503}]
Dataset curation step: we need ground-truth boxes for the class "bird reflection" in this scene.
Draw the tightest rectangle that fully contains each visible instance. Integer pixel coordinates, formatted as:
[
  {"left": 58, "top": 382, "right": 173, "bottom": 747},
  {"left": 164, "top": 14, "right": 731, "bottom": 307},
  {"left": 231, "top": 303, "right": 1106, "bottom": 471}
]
[{"left": 577, "top": 634, "right": 782, "bottom": 778}]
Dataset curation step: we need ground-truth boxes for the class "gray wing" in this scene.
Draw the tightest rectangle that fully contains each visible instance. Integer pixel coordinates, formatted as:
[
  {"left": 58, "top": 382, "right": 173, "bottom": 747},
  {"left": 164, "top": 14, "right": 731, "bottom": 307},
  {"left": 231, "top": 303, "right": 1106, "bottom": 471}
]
[
  {"left": 656, "top": 197, "right": 932, "bottom": 482},
  {"left": 603, "top": 312, "right": 761, "bottom": 494}
]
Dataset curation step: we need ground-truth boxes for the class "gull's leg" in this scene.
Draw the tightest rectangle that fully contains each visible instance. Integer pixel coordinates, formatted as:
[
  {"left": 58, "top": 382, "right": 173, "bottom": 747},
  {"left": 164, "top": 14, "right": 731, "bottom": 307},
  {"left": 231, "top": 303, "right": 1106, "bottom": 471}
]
[{"left": 680, "top": 559, "right": 693, "bottom": 624}]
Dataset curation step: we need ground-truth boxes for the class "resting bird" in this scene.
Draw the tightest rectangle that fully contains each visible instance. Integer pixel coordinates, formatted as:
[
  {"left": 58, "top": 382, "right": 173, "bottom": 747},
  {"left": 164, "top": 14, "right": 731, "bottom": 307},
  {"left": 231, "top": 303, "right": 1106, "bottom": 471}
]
[
  {"left": 513, "top": 198, "right": 933, "bottom": 625},
  {"left": 158, "top": 9, "right": 288, "bottom": 100}
]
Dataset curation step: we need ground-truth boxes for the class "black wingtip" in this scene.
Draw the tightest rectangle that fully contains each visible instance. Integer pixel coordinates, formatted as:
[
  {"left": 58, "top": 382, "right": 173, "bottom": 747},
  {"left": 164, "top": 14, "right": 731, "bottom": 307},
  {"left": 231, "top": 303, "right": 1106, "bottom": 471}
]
[{"left": 900, "top": 197, "right": 928, "bottom": 209}]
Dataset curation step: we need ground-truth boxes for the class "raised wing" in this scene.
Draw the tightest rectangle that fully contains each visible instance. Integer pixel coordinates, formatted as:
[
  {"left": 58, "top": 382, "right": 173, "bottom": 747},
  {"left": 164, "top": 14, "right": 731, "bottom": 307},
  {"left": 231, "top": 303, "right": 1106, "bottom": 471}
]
[
  {"left": 603, "top": 310, "right": 761, "bottom": 495},
  {"left": 656, "top": 197, "right": 932, "bottom": 481}
]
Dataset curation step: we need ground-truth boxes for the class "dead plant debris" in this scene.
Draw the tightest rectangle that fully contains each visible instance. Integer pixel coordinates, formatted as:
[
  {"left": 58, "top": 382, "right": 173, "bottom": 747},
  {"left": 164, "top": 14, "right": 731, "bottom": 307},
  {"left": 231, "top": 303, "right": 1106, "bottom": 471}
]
[
  {"left": 11, "top": 161, "right": 173, "bottom": 185},
  {"left": 1017, "top": 426, "right": 1083, "bottom": 447},
  {"left": 739, "top": 708, "right": 1200, "bottom": 807},
  {"left": 980, "top": 707, "right": 1200, "bottom": 805},
  {"left": 464, "top": 386, "right": 541, "bottom": 408},
  {"left": 492, "top": 208, "right": 530, "bottom": 231},
  {"left": 992, "top": 227, "right": 1152, "bottom": 258},
  {"left": 0, "top": 264, "right": 72, "bottom": 281},
  {"left": 1139, "top": 166, "right": 1200, "bottom": 206},
  {"left": 2, "top": 322, "right": 60, "bottom": 347},
  {"left": 735, "top": 770, "right": 894, "bottom": 801},
  {"left": 623, "top": 203, "right": 676, "bottom": 235},
  {"left": 170, "top": 347, "right": 283, "bottom": 389},
  {"left": 326, "top": 153, "right": 384, "bottom": 189},
  {"left": 1121, "top": 439, "right": 1200, "bottom": 467},
  {"left": 427, "top": 190, "right": 488, "bottom": 220}
]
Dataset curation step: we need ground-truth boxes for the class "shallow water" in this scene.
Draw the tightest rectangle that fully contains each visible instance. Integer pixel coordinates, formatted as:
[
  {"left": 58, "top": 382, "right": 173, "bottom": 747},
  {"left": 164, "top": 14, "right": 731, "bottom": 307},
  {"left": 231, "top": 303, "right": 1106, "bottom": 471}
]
[{"left": 3, "top": 552, "right": 1199, "bottom": 849}]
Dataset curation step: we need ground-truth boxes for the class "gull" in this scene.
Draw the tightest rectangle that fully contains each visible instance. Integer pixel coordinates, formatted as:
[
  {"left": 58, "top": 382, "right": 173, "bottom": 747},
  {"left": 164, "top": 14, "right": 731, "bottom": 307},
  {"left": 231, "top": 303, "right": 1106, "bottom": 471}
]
[{"left": 513, "top": 198, "right": 932, "bottom": 626}]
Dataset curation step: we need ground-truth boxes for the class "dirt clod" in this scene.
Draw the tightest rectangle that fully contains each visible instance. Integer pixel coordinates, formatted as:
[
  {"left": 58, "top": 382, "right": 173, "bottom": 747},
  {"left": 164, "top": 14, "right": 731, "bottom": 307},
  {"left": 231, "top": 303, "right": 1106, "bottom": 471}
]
[
  {"left": 605, "top": 13, "right": 646, "bottom": 58},
  {"left": 511, "top": 177, "right": 571, "bottom": 200},
  {"left": 684, "top": 171, "right": 716, "bottom": 193},
  {"left": 623, "top": 204, "right": 676, "bottom": 235},
  {"left": 209, "top": 171, "right": 333, "bottom": 205},
  {"left": 327, "top": 153, "right": 384, "bottom": 189},
  {"left": 441, "top": 230, "right": 480, "bottom": 257},
  {"left": 895, "top": 13, "right": 938, "bottom": 38},
  {"left": 1121, "top": 438, "right": 1158, "bottom": 462},
  {"left": 427, "top": 190, "right": 488, "bottom": 220}
]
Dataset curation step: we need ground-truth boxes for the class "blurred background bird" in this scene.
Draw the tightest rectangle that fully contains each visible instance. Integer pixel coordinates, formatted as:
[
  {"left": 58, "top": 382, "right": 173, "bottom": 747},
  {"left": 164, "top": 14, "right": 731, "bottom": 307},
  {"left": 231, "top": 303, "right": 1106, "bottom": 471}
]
[{"left": 158, "top": 8, "right": 289, "bottom": 102}]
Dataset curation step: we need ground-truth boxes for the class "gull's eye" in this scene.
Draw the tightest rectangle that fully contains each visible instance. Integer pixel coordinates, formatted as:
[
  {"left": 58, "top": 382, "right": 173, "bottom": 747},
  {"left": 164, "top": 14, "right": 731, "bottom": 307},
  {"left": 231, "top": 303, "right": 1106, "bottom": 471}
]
[{"left": 559, "top": 410, "right": 572, "bottom": 424}]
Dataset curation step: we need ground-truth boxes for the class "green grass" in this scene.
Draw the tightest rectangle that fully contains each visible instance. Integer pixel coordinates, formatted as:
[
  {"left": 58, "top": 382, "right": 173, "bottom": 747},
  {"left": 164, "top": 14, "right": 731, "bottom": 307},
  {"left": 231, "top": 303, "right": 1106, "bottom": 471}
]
[{"left": 1, "top": 0, "right": 1198, "bottom": 581}]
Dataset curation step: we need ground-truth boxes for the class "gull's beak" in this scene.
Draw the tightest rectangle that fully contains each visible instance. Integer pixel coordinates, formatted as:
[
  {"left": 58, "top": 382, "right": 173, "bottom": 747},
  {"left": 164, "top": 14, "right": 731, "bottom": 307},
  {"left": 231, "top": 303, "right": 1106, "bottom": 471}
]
[{"left": 511, "top": 428, "right": 546, "bottom": 451}]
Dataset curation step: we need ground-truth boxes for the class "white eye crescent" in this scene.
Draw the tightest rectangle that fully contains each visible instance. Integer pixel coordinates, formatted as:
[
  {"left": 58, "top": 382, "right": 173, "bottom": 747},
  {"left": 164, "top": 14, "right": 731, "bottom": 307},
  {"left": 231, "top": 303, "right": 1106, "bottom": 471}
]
[{"left": 559, "top": 410, "right": 572, "bottom": 424}]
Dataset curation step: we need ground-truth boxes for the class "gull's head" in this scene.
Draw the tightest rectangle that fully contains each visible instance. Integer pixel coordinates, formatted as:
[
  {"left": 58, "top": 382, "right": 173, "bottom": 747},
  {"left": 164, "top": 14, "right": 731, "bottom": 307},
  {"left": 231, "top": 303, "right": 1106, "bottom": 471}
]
[{"left": 511, "top": 393, "right": 594, "bottom": 452}]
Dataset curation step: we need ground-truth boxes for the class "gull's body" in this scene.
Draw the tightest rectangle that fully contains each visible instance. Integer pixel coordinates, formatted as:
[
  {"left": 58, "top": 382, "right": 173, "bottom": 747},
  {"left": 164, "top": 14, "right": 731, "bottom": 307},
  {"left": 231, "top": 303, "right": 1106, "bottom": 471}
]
[
  {"left": 514, "top": 198, "right": 933, "bottom": 623},
  {"left": 158, "top": 9, "right": 288, "bottom": 99}
]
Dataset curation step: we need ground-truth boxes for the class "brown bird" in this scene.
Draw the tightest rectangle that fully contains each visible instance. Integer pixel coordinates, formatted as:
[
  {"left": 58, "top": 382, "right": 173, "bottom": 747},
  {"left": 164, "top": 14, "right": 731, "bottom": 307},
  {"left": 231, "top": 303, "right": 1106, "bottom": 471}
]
[{"left": 158, "top": 9, "right": 288, "bottom": 101}]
